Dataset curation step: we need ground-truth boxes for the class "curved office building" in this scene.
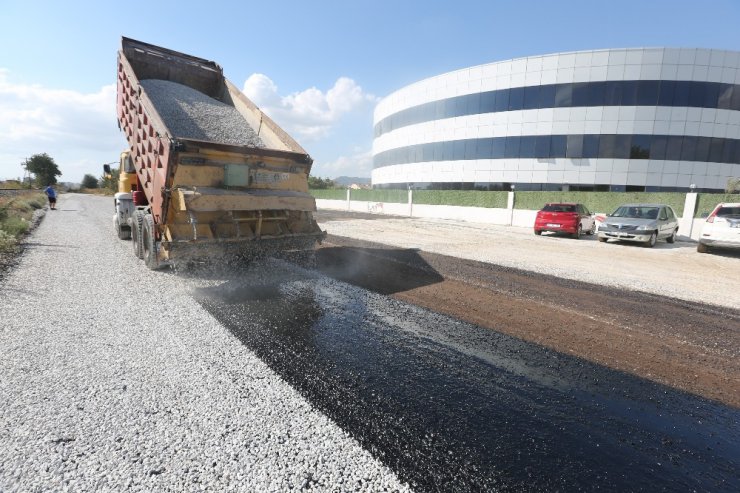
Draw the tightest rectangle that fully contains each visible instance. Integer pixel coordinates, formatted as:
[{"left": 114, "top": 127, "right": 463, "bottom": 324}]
[{"left": 372, "top": 48, "right": 740, "bottom": 191}]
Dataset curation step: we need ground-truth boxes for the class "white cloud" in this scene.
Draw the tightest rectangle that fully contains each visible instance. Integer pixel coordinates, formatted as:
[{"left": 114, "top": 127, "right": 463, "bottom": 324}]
[
  {"left": 313, "top": 148, "right": 374, "bottom": 179},
  {"left": 241, "top": 73, "right": 281, "bottom": 107},
  {"left": 0, "top": 69, "right": 123, "bottom": 182},
  {"left": 0, "top": 69, "right": 377, "bottom": 183},
  {"left": 243, "top": 74, "right": 378, "bottom": 142}
]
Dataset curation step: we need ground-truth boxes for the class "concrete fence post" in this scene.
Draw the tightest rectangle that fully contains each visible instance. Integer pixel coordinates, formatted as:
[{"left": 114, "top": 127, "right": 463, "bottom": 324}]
[
  {"left": 346, "top": 188, "right": 351, "bottom": 212},
  {"left": 408, "top": 188, "right": 413, "bottom": 217},
  {"left": 682, "top": 191, "right": 699, "bottom": 240},
  {"left": 507, "top": 189, "right": 515, "bottom": 226}
]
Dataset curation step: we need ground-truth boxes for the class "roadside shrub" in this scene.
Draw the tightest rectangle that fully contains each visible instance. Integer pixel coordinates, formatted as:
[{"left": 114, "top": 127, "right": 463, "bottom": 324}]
[
  {"left": 0, "top": 192, "right": 44, "bottom": 241},
  {"left": 0, "top": 217, "right": 29, "bottom": 237},
  {"left": 16, "top": 196, "right": 46, "bottom": 210},
  {"left": 310, "top": 187, "right": 740, "bottom": 218},
  {"left": 514, "top": 191, "right": 686, "bottom": 215},
  {"left": 0, "top": 230, "right": 15, "bottom": 253},
  {"left": 308, "top": 176, "right": 336, "bottom": 189},
  {"left": 2, "top": 182, "right": 22, "bottom": 189},
  {"left": 310, "top": 189, "right": 346, "bottom": 200},
  {"left": 414, "top": 190, "right": 508, "bottom": 208},
  {"left": 350, "top": 189, "right": 408, "bottom": 203},
  {"left": 695, "top": 193, "right": 740, "bottom": 217}
]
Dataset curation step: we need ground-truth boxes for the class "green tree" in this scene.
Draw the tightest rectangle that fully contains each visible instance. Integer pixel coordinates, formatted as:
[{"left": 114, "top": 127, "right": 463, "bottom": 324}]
[
  {"left": 308, "top": 175, "right": 336, "bottom": 189},
  {"left": 100, "top": 167, "right": 120, "bottom": 192},
  {"left": 81, "top": 174, "right": 99, "bottom": 189},
  {"left": 22, "top": 153, "right": 62, "bottom": 187}
]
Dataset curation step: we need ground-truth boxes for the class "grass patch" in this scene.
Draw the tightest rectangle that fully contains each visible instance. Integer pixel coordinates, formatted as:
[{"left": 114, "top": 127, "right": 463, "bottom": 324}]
[
  {"left": 695, "top": 193, "right": 740, "bottom": 217},
  {"left": 513, "top": 191, "right": 687, "bottom": 215},
  {"left": 1, "top": 216, "right": 30, "bottom": 237},
  {"left": 0, "top": 230, "right": 15, "bottom": 253},
  {"left": 0, "top": 192, "right": 46, "bottom": 253},
  {"left": 413, "top": 190, "right": 508, "bottom": 208},
  {"left": 0, "top": 180, "right": 24, "bottom": 189},
  {"left": 350, "top": 189, "right": 408, "bottom": 203},
  {"left": 310, "top": 189, "right": 347, "bottom": 200}
]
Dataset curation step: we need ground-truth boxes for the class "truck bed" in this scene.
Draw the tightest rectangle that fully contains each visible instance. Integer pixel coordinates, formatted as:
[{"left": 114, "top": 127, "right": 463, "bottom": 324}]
[{"left": 116, "top": 37, "right": 324, "bottom": 267}]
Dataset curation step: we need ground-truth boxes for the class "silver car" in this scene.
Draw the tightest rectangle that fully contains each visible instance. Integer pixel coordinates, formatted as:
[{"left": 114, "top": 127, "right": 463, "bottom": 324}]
[{"left": 597, "top": 204, "right": 679, "bottom": 248}]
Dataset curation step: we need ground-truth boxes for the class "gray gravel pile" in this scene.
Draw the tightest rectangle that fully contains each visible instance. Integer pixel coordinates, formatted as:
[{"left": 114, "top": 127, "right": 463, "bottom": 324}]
[
  {"left": 0, "top": 194, "right": 409, "bottom": 492},
  {"left": 140, "top": 79, "right": 265, "bottom": 147}
]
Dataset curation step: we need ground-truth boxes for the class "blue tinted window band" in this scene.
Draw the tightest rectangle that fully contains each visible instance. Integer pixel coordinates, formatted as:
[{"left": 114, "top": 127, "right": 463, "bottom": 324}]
[
  {"left": 375, "top": 80, "right": 740, "bottom": 137},
  {"left": 373, "top": 182, "right": 716, "bottom": 193},
  {"left": 372, "top": 134, "right": 740, "bottom": 169}
]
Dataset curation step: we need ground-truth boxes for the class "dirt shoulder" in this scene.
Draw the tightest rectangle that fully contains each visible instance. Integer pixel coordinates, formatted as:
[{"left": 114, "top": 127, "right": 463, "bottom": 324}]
[
  {"left": 317, "top": 233, "right": 740, "bottom": 409},
  {"left": 317, "top": 210, "right": 740, "bottom": 309}
]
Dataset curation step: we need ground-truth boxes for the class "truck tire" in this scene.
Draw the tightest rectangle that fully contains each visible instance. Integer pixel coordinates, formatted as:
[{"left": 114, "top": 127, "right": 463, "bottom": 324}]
[
  {"left": 131, "top": 210, "right": 144, "bottom": 259},
  {"left": 115, "top": 215, "right": 131, "bottom": 240},
  {"left": 142, "top": 214, "right": 160, "bottom": 270}
]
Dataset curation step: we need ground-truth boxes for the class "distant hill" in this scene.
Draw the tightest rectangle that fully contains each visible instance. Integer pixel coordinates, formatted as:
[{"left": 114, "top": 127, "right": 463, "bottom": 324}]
[{"left": 333, "top": 176, "right": 371, "bottom": 186}]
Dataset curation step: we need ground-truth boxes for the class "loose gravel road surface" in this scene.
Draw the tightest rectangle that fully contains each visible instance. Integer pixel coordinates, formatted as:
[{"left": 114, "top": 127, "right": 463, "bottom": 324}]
[
  {"left": 0, "top": 194, "right": 407, "bottom": 492},
  {"left": 1, "top": 195, "right": 738, "bottom": 492}
]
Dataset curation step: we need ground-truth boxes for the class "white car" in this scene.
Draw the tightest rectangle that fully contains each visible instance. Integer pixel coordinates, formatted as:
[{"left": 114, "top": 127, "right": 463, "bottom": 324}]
[{"left": 697, "top": 203, "right": 740, "bottom": 253}]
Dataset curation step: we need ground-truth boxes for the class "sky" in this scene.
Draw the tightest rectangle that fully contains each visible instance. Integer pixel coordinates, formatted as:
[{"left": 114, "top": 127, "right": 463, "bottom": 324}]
[{"left": 1, "top": 0, "right": 739, "bottom": 184}]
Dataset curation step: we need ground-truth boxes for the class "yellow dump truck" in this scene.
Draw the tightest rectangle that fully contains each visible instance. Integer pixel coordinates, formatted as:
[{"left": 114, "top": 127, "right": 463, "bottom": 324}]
[{"left": 112, "top": 37, "right": 325, "bottom": 269}]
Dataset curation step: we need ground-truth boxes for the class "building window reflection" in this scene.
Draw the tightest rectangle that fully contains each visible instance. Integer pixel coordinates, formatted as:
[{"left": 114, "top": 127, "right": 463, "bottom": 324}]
[
  {"left": 373, "top": 134, "right": 740, "bottom": 168},
  {"left": 374, "top": 80, "right": 740, "bottom": 138}
]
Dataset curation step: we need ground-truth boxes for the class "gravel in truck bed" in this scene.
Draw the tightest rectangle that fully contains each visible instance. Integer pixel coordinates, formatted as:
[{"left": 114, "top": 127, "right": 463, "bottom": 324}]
[{"left": 140, "top": 79, "right": 265, "bottom": 147}]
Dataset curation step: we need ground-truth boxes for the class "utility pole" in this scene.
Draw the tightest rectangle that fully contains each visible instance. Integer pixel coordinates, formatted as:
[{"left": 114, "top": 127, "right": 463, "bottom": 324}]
[{"left": 22, "top": 164, "right": 32, "bottom": 189}]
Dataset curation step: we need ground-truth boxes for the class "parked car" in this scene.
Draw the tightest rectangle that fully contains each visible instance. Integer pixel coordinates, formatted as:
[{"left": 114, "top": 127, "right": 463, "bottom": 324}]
[
  {"left": 534, "top": 203, "right": 595, "bottom": 239},
  {"left": 597, "top": 204, "right": 679, "bottom": 248},
  {"left": 696, "top": 202, "right": 740, "bottom": 253}
]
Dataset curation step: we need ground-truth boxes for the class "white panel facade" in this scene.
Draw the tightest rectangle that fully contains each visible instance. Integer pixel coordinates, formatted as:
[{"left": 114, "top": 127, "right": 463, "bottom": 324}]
[{"left": 373, "top": 48, "right": 740, "bottom": 192}]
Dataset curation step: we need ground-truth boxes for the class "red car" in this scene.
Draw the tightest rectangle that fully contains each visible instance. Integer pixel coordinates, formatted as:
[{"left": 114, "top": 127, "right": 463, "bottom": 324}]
[{"left": 534, "top": 203, "right": 596, "bottom": 239}]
